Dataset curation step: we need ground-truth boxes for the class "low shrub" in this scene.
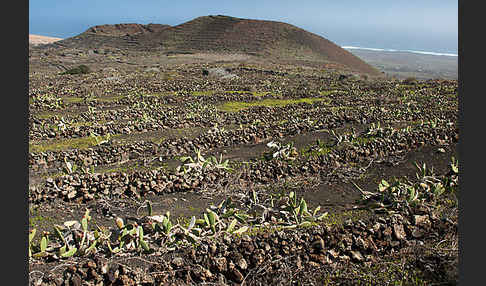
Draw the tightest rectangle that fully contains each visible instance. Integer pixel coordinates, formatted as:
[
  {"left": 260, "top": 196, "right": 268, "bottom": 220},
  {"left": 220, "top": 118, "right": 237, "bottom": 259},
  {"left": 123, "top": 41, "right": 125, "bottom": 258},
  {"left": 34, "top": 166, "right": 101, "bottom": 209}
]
[
  {"left": 403, "top": 77, "right": 417, "bottom": 85},
  {"left": 61, "top": 65, "right": 90, "bottom": 75}
]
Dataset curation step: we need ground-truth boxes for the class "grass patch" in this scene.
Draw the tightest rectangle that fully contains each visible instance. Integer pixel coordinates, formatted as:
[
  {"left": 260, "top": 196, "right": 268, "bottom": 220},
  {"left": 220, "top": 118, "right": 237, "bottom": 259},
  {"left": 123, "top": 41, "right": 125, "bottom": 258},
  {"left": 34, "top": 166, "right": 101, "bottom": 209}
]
[
  {"left": 191, "top": 90, "right": 278, "bottom": 97},
  {"left": 320, "top": 209, "right": 371, "bottom": 228},
  {"left": 150, "top": 136, "right": 166, "bottom": 145},
  {"left": 60, "top": 65, "right": 90, "bottom": 75},
  {"left": 62, "top": 97, "right": 84, "bottom": 104},
  {"left": 218, "top": 97, "right": 328, "bottom": 112},
  {"left": 225, "top": 90, "right": 274, "bottom": 97},
  {"left": 191, "top": 90, "right": 216, "bottom": 96},
  {"left": 35, "top": 112, "right": 62, "bottom": 119},
  {"left": 29, "top": 214, "right": 55, "bottom": 229},
  {"left": 29, "top": 207, "right": 56, "bottom": 230},
  {"left": 320, "top": 257, "right": 431, "bottom": 285},
  {"left": 29, "top": 134, "right": 119, "bottom": 153},
  {"left": 300, "top": 145, "right": 333, "bottom": 158},
  {"left": 351, "top": 136, "right": 376, "bottom": 146}
]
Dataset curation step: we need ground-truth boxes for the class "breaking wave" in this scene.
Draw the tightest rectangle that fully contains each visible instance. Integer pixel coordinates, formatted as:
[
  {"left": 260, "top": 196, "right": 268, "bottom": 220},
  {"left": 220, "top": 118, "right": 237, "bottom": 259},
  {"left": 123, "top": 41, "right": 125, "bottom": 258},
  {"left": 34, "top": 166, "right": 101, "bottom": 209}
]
[{"left": 342, "top": 46, "right": 457, "bottom": 57}]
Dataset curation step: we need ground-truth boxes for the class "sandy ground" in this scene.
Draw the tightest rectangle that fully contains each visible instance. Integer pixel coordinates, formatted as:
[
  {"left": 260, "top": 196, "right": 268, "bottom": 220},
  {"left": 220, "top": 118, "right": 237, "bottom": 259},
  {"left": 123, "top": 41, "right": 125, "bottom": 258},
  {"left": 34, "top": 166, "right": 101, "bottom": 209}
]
[{"left": 29, "top": 34, "right": 63, "bottom": 46}]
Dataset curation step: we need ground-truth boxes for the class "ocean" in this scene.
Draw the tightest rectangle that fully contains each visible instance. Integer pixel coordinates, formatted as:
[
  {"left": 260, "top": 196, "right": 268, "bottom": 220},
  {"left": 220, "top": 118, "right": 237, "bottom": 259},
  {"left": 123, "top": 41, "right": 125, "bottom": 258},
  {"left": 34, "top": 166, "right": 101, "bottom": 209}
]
[{"left": 341, "top": 46, "right": 457, "bottom": 57}]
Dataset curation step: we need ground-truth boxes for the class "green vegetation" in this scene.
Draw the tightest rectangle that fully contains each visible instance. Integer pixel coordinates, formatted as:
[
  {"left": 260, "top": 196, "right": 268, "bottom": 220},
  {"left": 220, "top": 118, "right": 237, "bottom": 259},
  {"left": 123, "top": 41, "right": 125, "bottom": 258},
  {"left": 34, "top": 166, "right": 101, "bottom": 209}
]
[
  {"left": 61, "top": 97, "right": 85, "bottom": 104},
  {"left": 301, "top": 144, "right": 333, "bottom": 158},
  {"left": 353, "top": 157, "right": 459, "bottom": 213},
  {"left": 29, "top": 134, "right": 118, "bottom": 153},
  {"left": 265, "top": 141, "right": 298, "bottom": 161},
  {"left": 318, "top": 89, "right": 346, "bottom": 96},
  {"left": 191, "top": 90, "right": 216, "bottom": 96},
  {"left": 61, "top": 65, "right": 90, "bottom": 75},
  {"left": 190, "top": 90, "right": 279, "bottom": 97},
  {"left": 150, "top": 136, "right": 166, "bottom": 145},
  {"left": 147, "top": 91, "right": 177, "bottom": 98},
  {"left": 351, "top": 136, "right": 376, "bottom": 146},
  {"left": 29, "top": 214, "right": 55, "bottom": 229},
  {"left": 320, "top": 209, "right": 371, "bottom": 228},
  {"left": 35, "top": 112, "right": 63, "bottom": 119},
  {"left": 28, "top": 190, "right": 328, "bottom": 259},
  {"left": 30, "top": 94, "right": 64, "bottom": 109},
  {"left": 178, "top": 148, "right": 233, "bottom": 173},
  {"left": 218, "top": 97, "right": 328, "bottom": 112},
  {"left": 225, "top": 90, "right": 274, "bottom": 97},
  {"left": 320, "top": 257, "right": 431, "bottom": 286}
]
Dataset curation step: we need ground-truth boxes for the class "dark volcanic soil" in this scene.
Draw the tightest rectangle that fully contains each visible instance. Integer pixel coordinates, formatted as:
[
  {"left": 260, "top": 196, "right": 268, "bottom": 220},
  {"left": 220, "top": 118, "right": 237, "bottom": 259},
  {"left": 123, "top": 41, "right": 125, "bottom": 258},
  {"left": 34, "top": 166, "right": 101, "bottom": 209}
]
[{"left": 28, "top": 29, "right": 458, "bottom": 285}]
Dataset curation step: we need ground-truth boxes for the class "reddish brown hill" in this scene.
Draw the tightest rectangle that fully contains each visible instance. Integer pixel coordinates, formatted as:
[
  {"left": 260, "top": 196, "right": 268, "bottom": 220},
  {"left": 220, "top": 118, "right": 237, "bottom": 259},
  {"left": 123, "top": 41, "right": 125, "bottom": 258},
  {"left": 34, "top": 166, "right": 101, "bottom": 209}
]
[
  {"left": 139, "top": 15, "right": 380, "bottom": 75},
  {"left": 44, "top": 23, "right": 171, "bottom": 50},
  {"left": 41, "top": 15, "right": 381, "bottom": 76}
]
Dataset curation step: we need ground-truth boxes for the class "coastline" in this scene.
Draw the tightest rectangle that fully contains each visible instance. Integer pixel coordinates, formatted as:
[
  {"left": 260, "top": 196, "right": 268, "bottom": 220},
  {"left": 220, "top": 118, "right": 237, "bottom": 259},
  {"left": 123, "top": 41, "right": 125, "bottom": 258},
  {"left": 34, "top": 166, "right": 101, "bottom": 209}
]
[{"left": 342, "top": 45, "right": 457, "bottom": 57}]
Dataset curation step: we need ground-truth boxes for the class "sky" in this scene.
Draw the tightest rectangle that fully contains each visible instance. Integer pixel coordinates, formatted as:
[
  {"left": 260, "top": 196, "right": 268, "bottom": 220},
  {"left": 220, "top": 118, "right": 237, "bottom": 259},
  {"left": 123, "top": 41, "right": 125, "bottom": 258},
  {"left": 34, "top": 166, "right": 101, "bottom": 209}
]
[{"left": 29, "top": 0, "right": 458, "bottom": 54}]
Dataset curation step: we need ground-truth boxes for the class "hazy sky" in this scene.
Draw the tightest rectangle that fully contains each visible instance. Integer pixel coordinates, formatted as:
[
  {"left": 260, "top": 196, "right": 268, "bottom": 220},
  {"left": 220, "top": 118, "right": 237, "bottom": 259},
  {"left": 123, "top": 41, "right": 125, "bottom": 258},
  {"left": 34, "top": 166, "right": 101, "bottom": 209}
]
[{"left": 29, "top": 0, "right": 458, "bottom": 53}]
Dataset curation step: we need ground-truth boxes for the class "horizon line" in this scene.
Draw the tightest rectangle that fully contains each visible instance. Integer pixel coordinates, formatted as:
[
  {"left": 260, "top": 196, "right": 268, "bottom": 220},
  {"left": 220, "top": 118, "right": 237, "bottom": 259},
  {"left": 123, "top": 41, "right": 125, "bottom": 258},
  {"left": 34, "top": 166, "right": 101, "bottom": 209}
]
[{"left": 341, "top": 45, "right": 457, "bottom": 57}]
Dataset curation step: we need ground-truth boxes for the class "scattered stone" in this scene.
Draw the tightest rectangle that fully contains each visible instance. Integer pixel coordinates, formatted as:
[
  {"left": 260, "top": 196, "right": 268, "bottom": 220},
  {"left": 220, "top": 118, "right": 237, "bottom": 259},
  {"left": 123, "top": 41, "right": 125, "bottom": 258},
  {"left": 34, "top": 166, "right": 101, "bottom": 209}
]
[
  {"left": 309, "top": 253, "right": 327, "bottom": 264},
  {"left": 390, "top": 240, "right": 400, "bottom": 247},
  {"left": 393, "top": 224, "right": 407, "bottom": 240},
  {"left": 228, "top": 262, "right": 244, "bottom": 283},
  {"left": 70, "top": 273, "right": 82, "bottom": 286},
  {"left": 328, "top": 249, "right": 339, "bottom": 259},
  {"left": 350, "top": 250, "right": 364, "bottom": 262},
  {"left": 311, "top": 237, "right": 325, "bottom": 252},
  {"left": 209, "top": 244, "right": 217, "bottom": 255},
  {"left": 414, "top": 215, "right": 430, "bottom": 226},
  {"left": 28, "top": 52, "right": 458, "bottom": 285},
  {"left": 212, "top": 257, "right": 227, "bottom": 272},
  {"left": 67, "top": 190, "right": 77, "bottom": 199},
  {"left": 383, "top": 227, "right": 393, "bottom": 238},
  {"left": 236, "top": 257, "right": 248, "bottom": 270},
  {"left": 412, "top": 227, "right": 425, "bottom": 238},
  {"left": 296, "top": 255, "right": 303, "bottom": 269},
  {"left": 172, "top": 257, "right": 184, "bottom": 268},
  {"left": 206, "top": 67, "right": 239, "bottom": 79},
  {"left": 105, "top": 76, "right": 123, "bottom": 83},
  {"left": 144, "top": 67, "right": 160, "bottom": 73}
]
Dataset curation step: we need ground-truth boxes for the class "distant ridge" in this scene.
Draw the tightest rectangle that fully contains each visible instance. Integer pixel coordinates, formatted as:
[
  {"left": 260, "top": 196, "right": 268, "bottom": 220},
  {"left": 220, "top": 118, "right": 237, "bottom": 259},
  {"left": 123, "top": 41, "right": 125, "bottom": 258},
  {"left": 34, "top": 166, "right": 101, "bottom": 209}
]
[
  {"left": 85, "top": 23, "right": 171, "bottom": 36},
  {"left": 29, "top": 34, "right": 63, "bottom": 46},
  {"left": 41, "top": 15, "right": 382, "bottom": 76}
]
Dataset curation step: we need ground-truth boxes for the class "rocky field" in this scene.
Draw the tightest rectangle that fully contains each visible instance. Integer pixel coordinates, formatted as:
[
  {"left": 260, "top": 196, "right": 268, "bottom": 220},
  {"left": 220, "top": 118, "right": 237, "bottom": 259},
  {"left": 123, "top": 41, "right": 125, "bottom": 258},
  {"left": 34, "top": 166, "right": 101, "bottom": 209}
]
[{"left": 28, "top": 45, "right": 459, "bottom": 285}]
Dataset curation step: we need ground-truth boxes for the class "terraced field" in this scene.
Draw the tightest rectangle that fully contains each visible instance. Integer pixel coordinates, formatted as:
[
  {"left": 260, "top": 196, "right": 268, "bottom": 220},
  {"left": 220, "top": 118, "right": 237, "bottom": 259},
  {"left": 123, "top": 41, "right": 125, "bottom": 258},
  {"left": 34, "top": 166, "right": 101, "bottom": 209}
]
[{"left": 28, "top": 52, "right": 458, "bottom": 285}]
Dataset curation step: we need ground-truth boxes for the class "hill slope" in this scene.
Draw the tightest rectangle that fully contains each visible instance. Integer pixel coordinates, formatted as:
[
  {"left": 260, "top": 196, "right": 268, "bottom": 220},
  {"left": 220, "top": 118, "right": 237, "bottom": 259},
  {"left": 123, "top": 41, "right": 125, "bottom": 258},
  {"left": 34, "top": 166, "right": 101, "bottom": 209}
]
[
  {"left": 41, "top": 15, "right": 382, "bottom": 76},
  {"left": 146, "top": 15, "right": 380, "bottom": 75}
]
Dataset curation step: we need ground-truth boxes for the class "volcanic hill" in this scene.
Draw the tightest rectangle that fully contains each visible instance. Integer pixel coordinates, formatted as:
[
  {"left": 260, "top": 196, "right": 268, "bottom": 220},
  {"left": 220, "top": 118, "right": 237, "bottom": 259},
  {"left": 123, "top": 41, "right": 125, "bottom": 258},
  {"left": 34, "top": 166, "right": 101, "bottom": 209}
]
[{"left": 43, "top": 15, "right": 381, "bottom": 76}]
